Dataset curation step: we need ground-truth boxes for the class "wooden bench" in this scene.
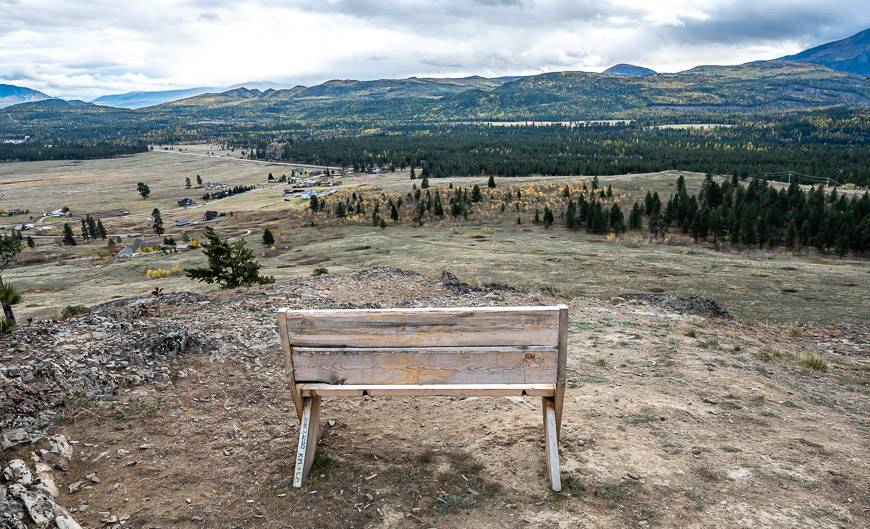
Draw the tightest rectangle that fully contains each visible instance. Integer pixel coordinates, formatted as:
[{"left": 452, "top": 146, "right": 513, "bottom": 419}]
[{"left": 277, "top": 305, "right": 568, "bottom": 491}]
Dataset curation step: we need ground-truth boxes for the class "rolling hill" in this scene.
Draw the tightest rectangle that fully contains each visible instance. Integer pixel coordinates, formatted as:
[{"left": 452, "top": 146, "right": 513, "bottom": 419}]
[
  {"left": 0, "top": 84, "right": 52, "bottom": 109},
  {"left": 781, "top": 27, "right": 870, "bottom": 77},
  {"left": 92, "top": 87, "right": 219, "bottom": 109},
  {"left": 603, "top": 64, "right": 656, "bottom": 77}
]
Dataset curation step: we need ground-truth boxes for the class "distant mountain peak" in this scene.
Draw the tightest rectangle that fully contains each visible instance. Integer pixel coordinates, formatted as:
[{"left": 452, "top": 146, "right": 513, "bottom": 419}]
[
  {"left": 0, "top": 83, "right": 52, "bottom": 109},
  {"left": 603, "top": 64, "right": 656, "bottom": 77},
  {"left": 780, "top": 27, "right": 870, "bottom": 77}
]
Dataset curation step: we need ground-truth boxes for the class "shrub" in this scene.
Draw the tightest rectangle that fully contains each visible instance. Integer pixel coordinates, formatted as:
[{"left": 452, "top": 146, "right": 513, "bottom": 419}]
[
  {"left": 0, "top": 317, "right": 14, "bottom": 334},
  {"left": 800, "top": 353, "right": 828, "bottom": 372},
  {"left": 312, "top": 266, "right": 329, "bottom": 276},
  {"left": 61, "top": 305, "right": 89, "bottom": 318},
  {"left": 146, "top": 265, "right": 183, "bottom": 279}
]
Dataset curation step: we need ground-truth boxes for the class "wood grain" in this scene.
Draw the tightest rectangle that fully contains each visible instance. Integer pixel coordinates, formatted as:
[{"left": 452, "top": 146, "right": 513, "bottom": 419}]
[
  {"left": 280, "top": 306, "right": 562, "bottom": 348},
  {"left": 292, "top": 396, "right": 321, "bottom": 488},
  {"left": 542, "top": 397, "right": 561, "bottom": 491},
  {"left": 293, "top": 346, "right": 557, "bottom": 385},
  {"left": 298, "top": 383, "right": 556, "bottom": 397}
]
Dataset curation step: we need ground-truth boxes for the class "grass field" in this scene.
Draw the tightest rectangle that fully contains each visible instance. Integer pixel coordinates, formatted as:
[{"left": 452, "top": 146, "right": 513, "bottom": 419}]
[{"left": 2, "top": 152, "right": 868, "bottom": 323}]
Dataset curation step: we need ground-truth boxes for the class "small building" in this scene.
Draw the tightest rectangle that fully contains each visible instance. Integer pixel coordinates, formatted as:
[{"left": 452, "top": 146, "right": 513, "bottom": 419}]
[
  {"left": 116, "top": 239, "right": 146, "bottom": 259},
  {"left": 177, "top": 198, "right": 195, "bottom": 207}
]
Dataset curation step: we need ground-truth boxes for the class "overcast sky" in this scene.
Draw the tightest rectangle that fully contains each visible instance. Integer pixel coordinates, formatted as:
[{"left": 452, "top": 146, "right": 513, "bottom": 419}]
[{"left": 1, "top": 0, "right": 867, "bottom": 100}]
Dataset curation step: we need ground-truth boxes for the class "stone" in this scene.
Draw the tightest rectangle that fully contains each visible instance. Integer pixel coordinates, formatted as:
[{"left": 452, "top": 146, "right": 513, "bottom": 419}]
[
  {"left": 7, "top": 484, "right": 54, "bottom": 528},
  {"left": 1, "top": 429, "right": 37, "bottom": 451},
  {"left": 3, "top": 460, "right": 32, "bottom": 486},
  {"left": 726, "top": 467, "right": 753, "bottom": 480},
  {"left": 33, "top": 463, "right": 59, "bottom": 498},
  {"left": 46, "top": 435, "right": 73, "bottom": 461}
]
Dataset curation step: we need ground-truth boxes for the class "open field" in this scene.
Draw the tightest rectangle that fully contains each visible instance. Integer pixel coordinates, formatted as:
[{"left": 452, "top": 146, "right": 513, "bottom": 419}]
[{"left": 2, "top": 153, "right": 867, "bottom": 324}]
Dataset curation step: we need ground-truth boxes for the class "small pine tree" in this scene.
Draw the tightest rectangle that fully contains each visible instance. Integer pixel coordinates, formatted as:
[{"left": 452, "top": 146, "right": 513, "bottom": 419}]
[
  {"left": 80, "top": 218, "right": 90, "bottom": 241},
  {"left": 62, "top": 223, "right": 77, "bottom": 246},
  {"left": 151, "top": 208, "right": 165, "bottom": 235},
  {"left": 433, "top": 192, "right": 444, "bottom": 216},
  {"left": 310, "top": 195, "right": 320, "bottom": 211},
  {"left": 471, "top": 184, "right": 482, "bottom": 203},
  {"left": 390, "top": 202, "right": 399, "bottom": 222},
  {"left": 534, "top": 209, "right": 540, "bottom": 224},
  {"left": 196, "top": 174, "right": 203, "bottom": 186},
  {"left": 137, "top": 182, "right": 151, "bottom": 199},
  {"left": 86, "top": 215, "right": 97, "bottom": 240},
  {"left": 543, "top": 207, "right": 554, "bottom": 228},
  {"left": 96, "top": 219, "right": 107, "bottom": 239},
  {"left": 410, "top": 166, "right": 416, "bottom": 180},
  {"left": 185, "top": 177, "right": 192, "bottom": 189},
  {"left": 26, "top": 236, "right": 35, "bottom": 249},
  {"left": 262, "top": 228, "right": 275, "bottom": 246},
  {"left": 186, "top": 227, "right": 274, "bottom": 288},
  {"left": 487, "top": 175, "right": 496, "bottom": 188},
  {"left": 421, "top": 176, "right": 429, "bottom": 189}
]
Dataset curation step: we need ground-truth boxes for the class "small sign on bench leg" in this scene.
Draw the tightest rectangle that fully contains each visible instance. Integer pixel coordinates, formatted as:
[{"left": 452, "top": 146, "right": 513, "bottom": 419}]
[
  {"left": 293, "top": 396, "right": 322, "bottom": 488},
  {"left": 542, "top": 396, "right": 561, "bottom": 492}
]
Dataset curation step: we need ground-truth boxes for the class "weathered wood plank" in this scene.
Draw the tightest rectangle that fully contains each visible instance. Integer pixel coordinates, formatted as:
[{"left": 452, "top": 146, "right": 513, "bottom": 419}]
[
  {"left": 293, "top": 346, "right": 558, "bottom": 385},
  {"left": 277, "top": 309, "right": 304, "bottom": 421},
  {"left": 280, "top": 306, "right": 562, "bottom": 348},
  {"left": 299, "top": 383, "right": 556, "bottom": 397},
  {"left": 554, "top": 305, "right": 569, "bottom": 438},
  {"left": 542, "top": 397, "right": 561, "bottom": 491},
  {"left": 292, "top": 396, "right": 321, "bottom": 488}
]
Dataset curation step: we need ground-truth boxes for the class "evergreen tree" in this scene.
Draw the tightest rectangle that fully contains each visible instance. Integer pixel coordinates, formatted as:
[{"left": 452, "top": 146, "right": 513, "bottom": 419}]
[
  {"left": 487, "top": 175, "right": 496, "bottom": 188},
  {"left": 185, "top": 177, "right": 192, "bottom": 189},
  {"left": 565, "top": 200, "right": 577, "bottom": 229},
  {"left": 433, "top": 192, "right": 444, "bottom": 216},
  {"left": 410, "top": 166, "right": 416, "bottom": 180},
  {"left": 543, "top": 207, "right": 554, "bottom": 228},
  {"left": 85, "top": 215, "right": 97, "bottom": 240},
  {"left": 629, "top": 203, "right": 643, "bottom": 230},
  {"left": 80, "top": 218, "right": 90, "bottom": 241},
  {"left": 0, "top": 234, "right": 23, "bottom": 324},
  {"left": 262, "top": 228, "right": 275, "bottom": 246},
  {"left": 26, "top": 236, "right": 35, "bottom": 249},
  {"left": 196, "top": 174, "right": 203, "bottom": 186},
  {"left": 137, "top": 182, "right": 151, "bottom": 199},
  {"left": 151, "top": 208, "right": 165, "bottom": 235},
  {"left": 186, "top": 227, "right": 274, "bottom": 288},
  {"left": 390, "top": 202, "right": 399, "bottom": 222},
  {"left": 534, "top": 209, "right": 540, "bottom": 224},
  {"left": 62, "top": 223, "right": 77, "bottom": 246},
  {"left": 421, "top": 176, "right": 429, "bottom": 189},
  {"left": 471, "top": 184, "right": 482, "bottom": 203},
  {"left": 310, "top": 194, "right": 320, "bottom": 211},
  {"left": 96, "top": 219, "right": 107, "bottom": 239},
  {"left": 609, "top": 204, "right": 625, "bottom": 233}
]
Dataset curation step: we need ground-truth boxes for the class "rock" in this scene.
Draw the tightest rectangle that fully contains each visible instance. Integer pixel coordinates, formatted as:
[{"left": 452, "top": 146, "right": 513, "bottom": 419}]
[
  {"left": 54, "top": 509, "right": 83, "bottom": 529},
  {"left": 7, "top": 484, "right": 53, "bottom": 528},
  {"left": 327, "top": 419, "right": 337, "bottom": 428},
  {"left": 67, "top": 481, "right": 84, "bottom": 494},
  {"left": 619, "top": 293, "right": 734, "bottom": 319},
  {"left": 3, "top": 460, "right": 32, "bottom": 486},
  {"left": 726, "top": 467, "right": 753, "bottom": 480},
  {"left": 33, "top": 463, "right": 59, "bottom": 498},
  {"left": 46, "top": 435, "right": 73, "bottom": 461},
  {"left": 1, "top": 429, "right": 39, "bottom": 451},
  {"left": 85, "top": 472, "right": 100, "bottom": 484}
]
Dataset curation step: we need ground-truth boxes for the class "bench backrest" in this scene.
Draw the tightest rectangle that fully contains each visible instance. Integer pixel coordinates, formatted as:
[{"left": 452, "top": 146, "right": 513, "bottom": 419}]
[{"left": 278, "top": 306, "right": 566, "bottom": 386}]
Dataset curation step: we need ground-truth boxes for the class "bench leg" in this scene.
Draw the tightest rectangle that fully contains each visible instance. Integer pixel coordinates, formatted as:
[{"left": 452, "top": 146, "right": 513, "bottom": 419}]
[
  {"left": 293, "top": 396, "right": 322, "bottom": 488},
  {"left": 542, "top": 397, "right": 561, "bottom": 492}
]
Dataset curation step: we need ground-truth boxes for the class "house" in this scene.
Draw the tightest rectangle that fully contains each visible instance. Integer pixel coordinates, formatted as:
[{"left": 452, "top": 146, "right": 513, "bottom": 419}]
[
  {"left": 116, "top": 239, "right": 146, "bottom": 259},
  {"left": 177, "top": 198, "right": 195, "bottom": 207}
]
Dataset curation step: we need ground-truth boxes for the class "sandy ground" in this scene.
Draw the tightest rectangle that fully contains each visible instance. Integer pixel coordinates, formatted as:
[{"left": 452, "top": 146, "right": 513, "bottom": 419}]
[{"left": 39, "top": 270, "right": 869, "bottom": 529}]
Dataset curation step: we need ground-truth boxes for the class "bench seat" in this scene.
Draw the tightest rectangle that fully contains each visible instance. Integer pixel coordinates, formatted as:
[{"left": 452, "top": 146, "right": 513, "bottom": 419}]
[{"left": 299, "top": 383, "right": 556, "bottom": 397}]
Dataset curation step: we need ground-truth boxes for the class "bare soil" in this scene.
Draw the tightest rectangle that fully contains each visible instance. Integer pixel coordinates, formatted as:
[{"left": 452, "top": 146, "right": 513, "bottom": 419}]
[{"left": 43, "top": 269, "right": 868, "bottom": 529}]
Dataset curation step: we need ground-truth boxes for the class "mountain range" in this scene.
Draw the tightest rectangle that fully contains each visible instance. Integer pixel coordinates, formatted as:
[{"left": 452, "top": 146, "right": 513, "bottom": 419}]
[
  {"left": 0, "top": 84, "right": 52, "bottom": 109},
  {"left": 1, "top": 28, "right": 868, "bottom": 136},
  {"left": 781, "top": 27, "right": 869, "bottom": 77}
]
